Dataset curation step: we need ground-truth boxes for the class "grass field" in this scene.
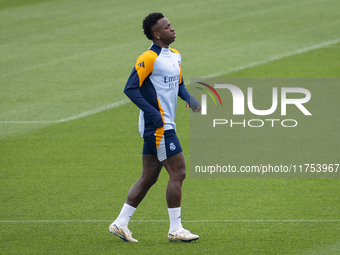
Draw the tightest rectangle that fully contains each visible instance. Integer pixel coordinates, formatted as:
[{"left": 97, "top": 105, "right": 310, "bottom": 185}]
[{"left": 1, "top": 0, "right": 340, "bottom": 254}]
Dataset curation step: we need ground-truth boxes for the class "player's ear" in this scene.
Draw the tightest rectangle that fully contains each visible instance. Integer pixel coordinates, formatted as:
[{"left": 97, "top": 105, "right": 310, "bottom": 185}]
[{"left": 153, "top": 30, "right": 160, "bottom": 40}]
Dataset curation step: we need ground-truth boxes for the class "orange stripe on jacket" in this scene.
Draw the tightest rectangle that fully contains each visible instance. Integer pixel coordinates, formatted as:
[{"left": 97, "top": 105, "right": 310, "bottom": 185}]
[
  {"left": 135, "top": 50, "right": 158, "bottom": 87},
  {"left": 170, "top": 48, "right": 183, "bottom": 84},
  {"left": 155, "top": 95, "right": 165, "bottom": 150}
]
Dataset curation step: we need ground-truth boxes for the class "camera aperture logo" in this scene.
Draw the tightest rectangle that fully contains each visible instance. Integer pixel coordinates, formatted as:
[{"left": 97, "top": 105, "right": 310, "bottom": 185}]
[
  {"left": 196, "top": 82, "right": 223, "bottom": 110},
  {"left": 196, "top": 82, "right": 312, "bottom": 128}
]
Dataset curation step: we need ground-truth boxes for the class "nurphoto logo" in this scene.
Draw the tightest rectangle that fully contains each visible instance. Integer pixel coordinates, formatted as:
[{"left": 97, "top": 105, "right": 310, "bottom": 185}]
[
  {"left": 190, "top": 78, "right": 339, "bottom": 178},
  {"left": 195, "top": 81, "right": 312, "bottom": 128}
]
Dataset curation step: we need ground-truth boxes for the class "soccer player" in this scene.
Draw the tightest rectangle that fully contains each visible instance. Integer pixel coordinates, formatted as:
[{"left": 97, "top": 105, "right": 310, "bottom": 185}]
[{"left": 109, "top": 12, "right": 201, "bottom": 243}]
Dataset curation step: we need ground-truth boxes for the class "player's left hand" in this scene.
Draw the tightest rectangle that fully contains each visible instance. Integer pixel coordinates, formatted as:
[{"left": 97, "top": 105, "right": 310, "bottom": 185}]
[{"left": 186, "top": 103, "right": 201, "bottom": 112}]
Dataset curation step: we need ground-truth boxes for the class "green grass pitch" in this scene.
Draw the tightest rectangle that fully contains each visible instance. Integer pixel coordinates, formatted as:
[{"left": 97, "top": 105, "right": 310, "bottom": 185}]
[{"left": 1, "top": 0, "right": 340, "bottom": 254}]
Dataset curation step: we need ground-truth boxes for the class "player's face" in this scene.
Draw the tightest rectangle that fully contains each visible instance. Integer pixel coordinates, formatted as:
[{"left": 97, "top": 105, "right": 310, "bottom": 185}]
[{"left": 154, "top": 18, "right": 176, "bottom": 44}]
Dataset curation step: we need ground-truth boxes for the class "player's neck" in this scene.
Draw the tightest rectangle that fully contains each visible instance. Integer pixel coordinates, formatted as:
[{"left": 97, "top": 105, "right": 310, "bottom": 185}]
[{"left": 153, "top": 40, "right": 170, "bottom": 49}]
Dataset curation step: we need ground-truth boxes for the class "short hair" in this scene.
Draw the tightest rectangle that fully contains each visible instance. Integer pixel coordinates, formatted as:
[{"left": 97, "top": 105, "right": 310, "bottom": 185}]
[{"left": 142, "top": 12, "right": 164, "bottom": 40}]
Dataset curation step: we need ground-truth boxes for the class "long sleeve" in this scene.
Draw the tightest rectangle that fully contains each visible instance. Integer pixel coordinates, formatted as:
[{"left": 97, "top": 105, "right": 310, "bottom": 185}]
[
  {"left": 178, "top": 82, "right": 201, "bottom": 111},
  {"left": 124, "top": 68, "right": 163, "bottom": 128}
]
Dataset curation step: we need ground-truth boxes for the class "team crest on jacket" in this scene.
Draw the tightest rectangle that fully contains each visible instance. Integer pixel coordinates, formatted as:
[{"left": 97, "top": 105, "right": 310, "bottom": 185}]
[{"left": 169, "top": 142, "right": 176, "bottom": 151}]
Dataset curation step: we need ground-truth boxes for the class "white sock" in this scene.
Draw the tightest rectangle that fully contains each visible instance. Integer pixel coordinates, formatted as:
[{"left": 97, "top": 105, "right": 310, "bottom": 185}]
[
  {"left": 168, "top": 207, "right": 183, "bottom": 232},
  {"left": 115, "top": 203, "right": 136, "bottom": 226}
]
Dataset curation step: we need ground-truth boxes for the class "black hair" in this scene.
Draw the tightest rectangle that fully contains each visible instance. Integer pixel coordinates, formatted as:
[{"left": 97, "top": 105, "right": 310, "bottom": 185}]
[{"left": 142, "top": 12, "right": 164, "bottom": 40}]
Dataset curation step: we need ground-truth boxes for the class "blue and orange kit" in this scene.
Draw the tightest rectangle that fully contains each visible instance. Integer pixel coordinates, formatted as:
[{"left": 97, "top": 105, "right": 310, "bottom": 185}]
[{"left": 124, "top": 44, "right": 199, "bottom": 144}]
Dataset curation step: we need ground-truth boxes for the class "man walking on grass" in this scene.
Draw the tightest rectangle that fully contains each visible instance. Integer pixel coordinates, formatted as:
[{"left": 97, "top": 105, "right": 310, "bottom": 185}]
[{"left": 109, "top": 12, "right": 201, "bottom": 243}]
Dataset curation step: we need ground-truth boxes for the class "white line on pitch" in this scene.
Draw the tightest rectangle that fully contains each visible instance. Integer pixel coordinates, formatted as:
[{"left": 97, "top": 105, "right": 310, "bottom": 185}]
[
  {"left": 1, "top": 219, "right": 339, "bottom": 223},
  {"left": 0, "top": 120, "right": 57, "bottom": 124},
  {"left": 56, "top": 98, "right": 130, "bottom": 123},
  {"left": 1, "top": 37, "right": 340, "bottom": 124},
  {"left": 203, "top": 37, "right": 340, "bottom": 78},
  {"left": 0, "top": 99, "right": 130, "bottom": 124}
]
